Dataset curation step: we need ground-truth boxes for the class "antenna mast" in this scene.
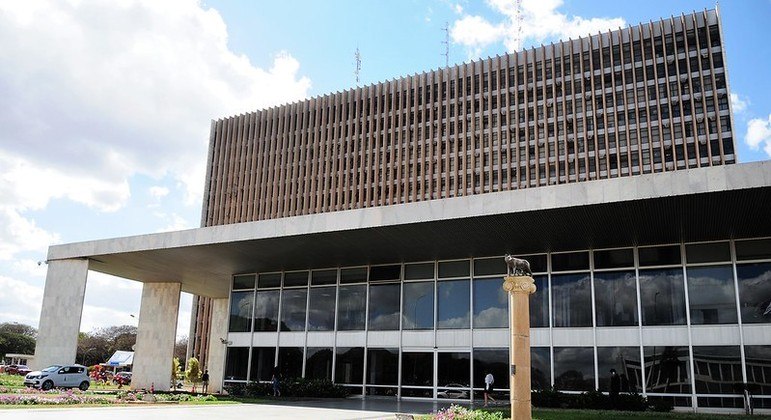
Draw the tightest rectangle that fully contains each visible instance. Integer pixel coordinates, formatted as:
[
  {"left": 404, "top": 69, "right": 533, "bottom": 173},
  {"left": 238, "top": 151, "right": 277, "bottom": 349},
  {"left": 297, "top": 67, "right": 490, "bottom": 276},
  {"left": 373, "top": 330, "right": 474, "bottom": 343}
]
[
  {"left": 441, "top": 22, "right": 449, "bottom": 67},
  {"left": 354, "top": 47, "right": 362, "bottom": 86},
  {"left": 516, "top": 0, "right": 523, "bottom": 51}
]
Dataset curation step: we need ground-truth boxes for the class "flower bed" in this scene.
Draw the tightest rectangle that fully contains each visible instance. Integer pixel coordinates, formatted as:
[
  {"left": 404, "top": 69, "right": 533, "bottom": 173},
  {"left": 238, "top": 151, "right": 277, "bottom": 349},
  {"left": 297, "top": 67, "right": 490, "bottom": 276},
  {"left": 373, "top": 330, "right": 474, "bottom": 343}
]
[{"left": 0, "top": 387, "right": 218, "bottom": 406}]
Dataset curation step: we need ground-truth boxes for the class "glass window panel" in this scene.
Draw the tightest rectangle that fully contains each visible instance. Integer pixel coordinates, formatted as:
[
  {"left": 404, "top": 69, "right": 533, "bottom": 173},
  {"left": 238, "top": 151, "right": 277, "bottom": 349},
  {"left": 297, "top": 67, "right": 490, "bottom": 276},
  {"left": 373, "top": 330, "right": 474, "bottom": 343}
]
[
  {"left": 473, "top": 349, "right": 510, "bottom": 390},
  {"left": 692, "top": 346, "right": 742, "bottom": 394},
  {"left": 594, "top": 270, "right": 639, "bottom": 327},
  {"left": 644, "top": 346, "right": 691, "bottom": 394},
  {"left": 438, "top": 260, "right": 470, "bottom": 278},
  {"left": 401, "top": 352, "right": 434, "bottom": 387},
  {"left": 530, "top": 275, "right": 549, "bottom": 327},
  {"left": 224, "top": 347, "right": 249, "bottom": 381},
  {"left": 639, "top": 268, "right": 687, "bottom": 326},
  {"left": 307, "top": 287, "right": 336, "bottom": 331},
  {"left": 596, "top": 347, "right": 642, "bottom": 392},
  {"left": 258, "top": 273, "right": 281, "bottom": 288},
  {"left": 340, "top": 267, "right": 367, "bottom": 283},
  {"left": 278, "top": 347, "right": 303, "bottom": 379},
  {"left": 253, "top": 290, "right": 279, "bottom": 332},
  {"left": 311, "top": 269, "right": 337, "bottom": 285},
  {"left": 551, "top": 273, "right": 592, "bottom": 327},
  {"left": 744, "top": 346, "right": 771, "bottom": 395},
  {"left": 474, "top": 257, "right": 506, "bottom": 276},
  {"left": 686, "top": 242, "right": 730, "bottom": 264},
  {"left": 473, "top": 277, "right": 508, "bottom": 328},
  {"left": 368, "top": 283, "right": 401, "bottom": 330},
  {"left": 369, "top": 265, "right": 401, "bottom": 282},
  {"left": 366, "top": 348, "right": 398, "bottom": 385},
  {"left": 438, "top": 352, "right": 471, "bottom": 388},
  {"left": 402, "top": 281, "right": 434, "bottom": 330},
  {"left": 367, "top": 386, "right": 398, "bottom": 397},
  {"left": 736, "top": 239, "right": 771, "bottom": 261},
  {"left": 687, "top": 265, "right": 737, "bottom": 325},
  {"left": 337, "top": 285, "right": 366, "bottom": 330},
  {"left": 737, "top": 262, "right": 771, "bottom": 324},
  {"left": 229, "top": 291, "right": 253, "bottom": 332},
  {"left": 335, "top": 347, "right": 364, "bottom": 384},
  {"left": 233, "top": 274, "right": 255, "bottom": 290},
  {"left": 249, "top": 347, "right": 276, "bottom": 382},
  {"left": 524, "top": 254, "right": 548, "bottom": 273},
  {"left": 531, "top": 347, "right": 551, "bottom": 390},
  {"left": 283, "top": 271, "right": 309, "bottom": 287},
  {"left": 639, "top": 245, "right": 681, "bottom": 266},
  {"left": 280, "top": 289, "right": 307, "bottom": 332},
  {"left": 553, "top": 347, "right": 595, "bottom": 391},
  {"left": 305, "top": 347, "right": 333, "bottom": 380},
  {"left": 438, "top": 279, "right": 470, "bottom": 329},
  {"left": 405, "top": 262, "right": 435, "bottom": 280},
  {"left": 551, "top": 251, "right": 590, "bottom": 271},
  {"left": 697, "top": 397, "right": 744, "bottom": 408},
  {"left": 594, "top": 248, "right": 634, "bottom": 269}
]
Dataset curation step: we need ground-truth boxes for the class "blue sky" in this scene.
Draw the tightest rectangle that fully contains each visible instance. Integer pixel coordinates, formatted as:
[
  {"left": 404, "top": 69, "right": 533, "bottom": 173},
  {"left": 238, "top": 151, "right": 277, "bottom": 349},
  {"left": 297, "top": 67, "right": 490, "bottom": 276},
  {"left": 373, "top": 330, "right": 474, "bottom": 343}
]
[{"left": 0, "top": 0, "right": 769, "bottom": 341}]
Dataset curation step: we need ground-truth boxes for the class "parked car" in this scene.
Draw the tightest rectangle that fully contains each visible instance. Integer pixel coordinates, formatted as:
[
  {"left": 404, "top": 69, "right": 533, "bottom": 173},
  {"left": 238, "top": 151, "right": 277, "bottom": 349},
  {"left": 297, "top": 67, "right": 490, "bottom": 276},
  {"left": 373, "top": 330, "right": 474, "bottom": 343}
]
[
  {"left": 437, "top": 384, "right": 469, "bottom": 399},
  {"left": 5, "top": 364, "right": 31, "bottom": 375},
  {"left": 24, "top": 364, "right": 90, "bottom": 391},
  {"left": 113, "top": 371, "right": 132, "bottom": 386}
]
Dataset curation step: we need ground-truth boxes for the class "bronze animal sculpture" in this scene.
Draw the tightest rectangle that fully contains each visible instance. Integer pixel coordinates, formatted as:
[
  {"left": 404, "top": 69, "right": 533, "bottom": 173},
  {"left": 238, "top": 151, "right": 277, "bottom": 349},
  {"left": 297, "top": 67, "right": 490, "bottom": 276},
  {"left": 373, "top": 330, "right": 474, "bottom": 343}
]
[{"left": 504, "top": 255, "right": 532, "bottom": 277}]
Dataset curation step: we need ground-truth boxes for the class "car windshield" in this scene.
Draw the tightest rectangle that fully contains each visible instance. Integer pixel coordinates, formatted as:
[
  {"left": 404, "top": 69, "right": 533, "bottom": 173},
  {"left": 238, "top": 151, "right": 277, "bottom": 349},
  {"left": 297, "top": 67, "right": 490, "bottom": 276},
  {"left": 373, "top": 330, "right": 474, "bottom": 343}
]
[{"left": 42, "top": 365, "right": 62, "bottom": 372}]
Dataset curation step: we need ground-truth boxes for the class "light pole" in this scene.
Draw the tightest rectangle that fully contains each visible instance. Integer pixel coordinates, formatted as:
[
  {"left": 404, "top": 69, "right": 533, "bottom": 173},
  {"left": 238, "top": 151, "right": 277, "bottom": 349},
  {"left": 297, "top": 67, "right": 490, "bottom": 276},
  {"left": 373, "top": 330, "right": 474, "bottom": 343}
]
[{"left": 82, "top": 347, "right": 96, "bottom": 366}]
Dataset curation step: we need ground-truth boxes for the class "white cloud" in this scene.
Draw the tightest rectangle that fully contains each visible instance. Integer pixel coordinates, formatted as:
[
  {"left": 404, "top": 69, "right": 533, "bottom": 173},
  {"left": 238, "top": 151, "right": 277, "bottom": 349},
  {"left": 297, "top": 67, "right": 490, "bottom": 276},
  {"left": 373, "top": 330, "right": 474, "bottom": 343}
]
[
  {"left": 746, "top": 114, "right": 771, "bottom": 157},
  {"left": 731, "top": 93, "right": 748, "bottom": 114},
  {"left": 451, "top": 0, "right": 625, "bottom": 56},
  {"left": 0, "top": 275, "right": 45, "bottom": 325},
  {"left": 149, "top": 186, "right": 170, "bottom": 199},
  {"left": 156, "top": 213, "right": 193, "bottom": 232}
]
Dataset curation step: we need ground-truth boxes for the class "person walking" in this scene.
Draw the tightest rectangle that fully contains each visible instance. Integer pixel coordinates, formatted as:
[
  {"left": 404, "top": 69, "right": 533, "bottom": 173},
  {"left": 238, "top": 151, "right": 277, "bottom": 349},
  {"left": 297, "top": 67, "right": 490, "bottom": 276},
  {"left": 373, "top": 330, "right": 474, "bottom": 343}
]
[
  {"left": 484, "top": 372, "right": 495, "bottom": 406},
  {"left": 201, "top": 370, "right": 210, "bottom": 393},
  {"left": 271, "top": 366, "right": 281, "bottom": 397}
]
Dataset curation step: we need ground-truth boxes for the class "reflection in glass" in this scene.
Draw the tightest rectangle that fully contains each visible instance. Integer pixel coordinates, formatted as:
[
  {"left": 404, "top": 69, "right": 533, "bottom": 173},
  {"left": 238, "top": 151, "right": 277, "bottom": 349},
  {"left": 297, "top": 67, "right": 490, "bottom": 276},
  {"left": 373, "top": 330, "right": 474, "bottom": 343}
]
[
  {"left": 736, "top": 263, "right": 771, "bottom": 324},
  {"left": 229, "top": 291, "right": 253, "bottom": 332},
  {"left": 253, "top": 290, "right": 279, "bottom": 332},
  {"left": 639, "top": 245, "right": 681, "bottom": 266},
  {"left": 367, "top": 348, "right": 398, "bottom": 385},
  {"left": 224, "top": 347, "right": 249, "bottom": 380},
  {"left": 233, "top": 275, "right": 255, "bottom": 290},
  {"left": 594, "top": 271, "right": 638, "bottom": 327},
  {"left": 644, "top": 346, "right": 691, "bottom": 394},
  {"left": 438, "top": 279, "right": 470, "bottom": 329},
  {"left": 596, "top": 347, "right": 641, "bottom": 392},
  {"left": 335, "top": 347, "right": 364, "bottom": 384},
  {"left": 311, "top": 269, "right": 337, "bottom": 285},
  {"left": 438, "top": 352, "right": 471, "bottom": 387},
  {"left": 305, "top": 347, "right": 333, "bottom": 380},
  {"left": 473, "top": 278, "right": 508, "bottom": 328},
  {"left": 474, "top": 258, "right": 506, "bottom": 276},
  {"left": 368, "top": 283, "right": 401, "bottom": 330},
  {"left": 369, "top": 265, "right": 400, "bottom": 282},
  {"left": 258, "top": 273, "right": 281, "bottom": 288},
  {"left": 531, "top": 347, "right": 551, "bottom": 390},
  {"left": 438, "top": 260, "right": 470, "bottom": 278},
  {"left": 530, "top": 275, "right": 549, "bottom": 327},
  {"left": 744, "top": 345, "right": 771, "bottom": 395},
  {"left": 551, "top": 274, "right": 592, "bottom": 327},
  {"left": 402, "top": 282, "right": 434, "bottom": 330},
  {"left": 278, "top": 347, "right": 303, "bottom": 379},
  {"left": 279, "top": 289, "right": 307, "bottom": 332},
  {"left": 551, "top": 251, "right": 589, "bottom": 271},
  {"left": 473, "top": 349, "right": 510, "bottom": 390},
  {"left": 553, "top": 347, "right": 595, "bottom": 391},
  {"left": 692, "top": 346, "right": 741, "bottom": 394},
  {"left": 307, "top": 287, "right": 335, "bottom": 331},
  {"left": 340, "top": 267, "right": 367, "bottom": 283},
  {"left": 639, "top": 269, "right": 687, "bottom": 326},
  {"left": 249, "top": 347, "right": 275, "bottom": 381},
  {"left": 686, "top": 242, "right": 730, "bottom": 264},
  {"left": 594, "top": 248, "right": 634, "bottom": 269},
  {"left": 402, "top": 352, "right": 433, "bottom": 386},
  {"left": 687, "top": 266, "right": 737, "bottom": 324},
  {"left": 337, "top": 285, "right": 366, "bottom": 330},
  {"left": 283, "top": 271, "right": 309, "bottom": 287},
  {"left": 405, "top": 262, "right": 435, "bottom": 280}
]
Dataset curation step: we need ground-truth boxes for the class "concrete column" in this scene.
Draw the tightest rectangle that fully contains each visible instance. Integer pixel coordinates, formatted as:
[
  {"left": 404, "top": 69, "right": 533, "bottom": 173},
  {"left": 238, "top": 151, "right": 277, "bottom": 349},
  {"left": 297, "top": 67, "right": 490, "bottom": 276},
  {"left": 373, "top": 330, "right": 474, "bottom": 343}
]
[
  {"left": 132, "top": 282, "right": 181, "bottom": 391},
  {"left": 503, "top": 275, "right": 536, "bottom": 420},
  {"left": 205, "top": 297, "right": 229, "bottom": 393},
  {"left": 33, "top": 259, "right": 89, "bottom": 370}
]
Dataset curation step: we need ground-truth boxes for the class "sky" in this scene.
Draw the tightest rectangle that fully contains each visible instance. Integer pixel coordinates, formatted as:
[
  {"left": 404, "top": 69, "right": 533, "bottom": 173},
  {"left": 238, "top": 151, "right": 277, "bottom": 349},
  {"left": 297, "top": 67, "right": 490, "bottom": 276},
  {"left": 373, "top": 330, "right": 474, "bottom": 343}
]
[{"left": 1, "top": 0, "right": 770, "bottom": 341}]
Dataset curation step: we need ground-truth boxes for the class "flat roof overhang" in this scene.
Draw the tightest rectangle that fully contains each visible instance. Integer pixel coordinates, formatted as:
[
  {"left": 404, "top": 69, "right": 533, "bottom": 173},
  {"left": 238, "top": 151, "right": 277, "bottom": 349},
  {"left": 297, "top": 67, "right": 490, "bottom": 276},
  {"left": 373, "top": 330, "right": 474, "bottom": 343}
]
[{"left": 48, "top": 161, "right": 771, "bottom": 298}]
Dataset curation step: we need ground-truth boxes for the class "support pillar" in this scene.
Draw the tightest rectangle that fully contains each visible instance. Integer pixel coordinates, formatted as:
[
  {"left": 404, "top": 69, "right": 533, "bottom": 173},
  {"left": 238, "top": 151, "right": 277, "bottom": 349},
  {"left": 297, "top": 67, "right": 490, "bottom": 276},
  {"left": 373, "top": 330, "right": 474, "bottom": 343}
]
[
  {"left": 33, "top": 259, "right": 89, "bottom": 370},
  {"left": 132, "top": 282, "right": 181, "bottom": 391},
  {"left": 503, "top": 275, "right": 536, "bottom": 420},
  {"left": 205, "top": 298, "right": 229, "bottom": 393}
]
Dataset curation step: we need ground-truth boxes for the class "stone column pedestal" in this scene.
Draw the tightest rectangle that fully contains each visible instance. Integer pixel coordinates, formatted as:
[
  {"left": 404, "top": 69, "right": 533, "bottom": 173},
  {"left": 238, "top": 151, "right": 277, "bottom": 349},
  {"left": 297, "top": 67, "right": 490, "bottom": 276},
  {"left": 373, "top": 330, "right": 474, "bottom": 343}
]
[{"left": 503, "top": 275, "right": 536, "bottom": 420}]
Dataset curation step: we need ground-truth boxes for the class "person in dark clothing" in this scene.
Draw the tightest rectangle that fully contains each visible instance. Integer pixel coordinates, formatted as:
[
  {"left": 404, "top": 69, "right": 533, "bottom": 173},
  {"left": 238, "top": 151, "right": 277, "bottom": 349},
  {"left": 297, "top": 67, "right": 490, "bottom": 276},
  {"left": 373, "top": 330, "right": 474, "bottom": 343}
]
[
  {"left": 271, "top": 366, "right": 281, "bottom": 397},
  {"left": 201, "top": 370, "right": 210, "bottom": 393},
  {"left": 609, "top": 368, "right": 620, "bottom": 406}
]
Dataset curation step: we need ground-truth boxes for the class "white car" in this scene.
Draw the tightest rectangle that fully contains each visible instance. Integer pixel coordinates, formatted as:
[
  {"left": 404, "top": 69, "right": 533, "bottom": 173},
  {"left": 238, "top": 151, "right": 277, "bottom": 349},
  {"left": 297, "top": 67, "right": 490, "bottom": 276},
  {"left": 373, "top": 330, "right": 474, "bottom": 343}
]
[{"left": 24, "top": 364, "right": 91, "bottom": 391}]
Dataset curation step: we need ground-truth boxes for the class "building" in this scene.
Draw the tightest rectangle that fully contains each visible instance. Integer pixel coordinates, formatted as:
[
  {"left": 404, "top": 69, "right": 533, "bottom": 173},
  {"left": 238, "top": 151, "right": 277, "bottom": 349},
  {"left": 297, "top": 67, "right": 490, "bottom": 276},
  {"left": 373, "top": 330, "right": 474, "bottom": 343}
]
[{"left": 34, "top": 8, "right": 771, "bottom": 412}]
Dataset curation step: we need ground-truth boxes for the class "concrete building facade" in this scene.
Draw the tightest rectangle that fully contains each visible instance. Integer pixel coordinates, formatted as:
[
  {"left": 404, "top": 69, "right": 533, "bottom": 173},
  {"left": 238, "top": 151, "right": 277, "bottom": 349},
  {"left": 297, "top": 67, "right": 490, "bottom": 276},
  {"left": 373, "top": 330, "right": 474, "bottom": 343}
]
[{"left": 35, "top": 8, "right": 771, "bottom": 413}]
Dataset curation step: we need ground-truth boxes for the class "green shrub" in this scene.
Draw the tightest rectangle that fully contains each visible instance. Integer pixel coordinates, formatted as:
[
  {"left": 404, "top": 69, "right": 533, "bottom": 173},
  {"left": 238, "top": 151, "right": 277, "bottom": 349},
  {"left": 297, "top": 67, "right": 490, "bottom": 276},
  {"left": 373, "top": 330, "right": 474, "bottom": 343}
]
[
  {"left": 224, "top": 378, "right": 348, "bottom": 398},
  {"left": 531, "top": 388, "right": 651, "bottom": 412}
]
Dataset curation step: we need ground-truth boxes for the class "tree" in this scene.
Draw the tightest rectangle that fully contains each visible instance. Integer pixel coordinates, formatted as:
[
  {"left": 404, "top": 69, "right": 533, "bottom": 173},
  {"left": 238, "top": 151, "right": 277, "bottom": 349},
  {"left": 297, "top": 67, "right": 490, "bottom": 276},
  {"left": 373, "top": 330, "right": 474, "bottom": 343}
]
[
  {"left": 172, "top": 357, "right": 181, "bottom": 388},
  {"left": 185, "top": 357, "right": 201, "bottom": 392},
  {"left": 0, "top": 322, "right": 37, "bottom": 338},
  {"left": 0, "top": 332, "right": 35, "bottom": 361}
]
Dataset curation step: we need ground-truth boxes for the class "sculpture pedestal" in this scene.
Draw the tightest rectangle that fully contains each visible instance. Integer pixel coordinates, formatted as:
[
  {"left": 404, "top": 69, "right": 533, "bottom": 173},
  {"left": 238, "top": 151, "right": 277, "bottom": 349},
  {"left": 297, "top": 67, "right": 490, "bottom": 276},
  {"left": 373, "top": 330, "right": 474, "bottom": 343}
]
[{"left": 503, "top": 275, "right": 536, "bottom": 420}]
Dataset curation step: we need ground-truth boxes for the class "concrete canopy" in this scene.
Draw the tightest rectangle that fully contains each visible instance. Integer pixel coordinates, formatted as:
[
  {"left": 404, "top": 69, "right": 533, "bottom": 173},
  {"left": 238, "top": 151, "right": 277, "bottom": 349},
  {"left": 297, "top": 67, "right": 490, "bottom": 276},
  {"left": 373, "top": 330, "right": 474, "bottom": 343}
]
[{"left": 47, "top": 162, "right": 771, "bottom": 299}]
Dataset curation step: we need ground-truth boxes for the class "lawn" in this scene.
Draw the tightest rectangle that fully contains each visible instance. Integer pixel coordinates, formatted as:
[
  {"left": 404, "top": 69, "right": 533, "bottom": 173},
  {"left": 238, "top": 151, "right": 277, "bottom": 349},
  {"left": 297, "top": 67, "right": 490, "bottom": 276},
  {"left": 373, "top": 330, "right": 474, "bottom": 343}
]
[{"left": 525, "top": 408, "right": 771, "bottom": 420}]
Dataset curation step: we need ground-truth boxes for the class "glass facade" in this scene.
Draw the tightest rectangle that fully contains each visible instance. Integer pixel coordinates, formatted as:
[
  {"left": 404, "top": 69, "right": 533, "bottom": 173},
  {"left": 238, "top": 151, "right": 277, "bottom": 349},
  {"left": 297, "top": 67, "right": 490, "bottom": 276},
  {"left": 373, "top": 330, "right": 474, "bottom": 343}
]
[{"left": 223, "top": 239, "right": 771, "bottom": 408}]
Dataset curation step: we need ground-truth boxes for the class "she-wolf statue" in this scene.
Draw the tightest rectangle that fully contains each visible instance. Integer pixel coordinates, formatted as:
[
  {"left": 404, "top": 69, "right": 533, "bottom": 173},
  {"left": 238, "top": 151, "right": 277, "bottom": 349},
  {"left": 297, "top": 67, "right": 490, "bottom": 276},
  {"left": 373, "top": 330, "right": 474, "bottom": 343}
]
[{"left": 504, "top": 255, "right": 532, "bottom": 277}]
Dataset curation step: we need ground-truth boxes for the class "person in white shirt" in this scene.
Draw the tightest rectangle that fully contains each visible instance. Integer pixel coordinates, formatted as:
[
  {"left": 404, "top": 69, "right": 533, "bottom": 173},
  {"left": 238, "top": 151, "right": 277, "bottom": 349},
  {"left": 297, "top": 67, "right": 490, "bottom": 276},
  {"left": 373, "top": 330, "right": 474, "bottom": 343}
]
[{"left": 484, "top": 372, "right": 495, "bottom": 406}]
